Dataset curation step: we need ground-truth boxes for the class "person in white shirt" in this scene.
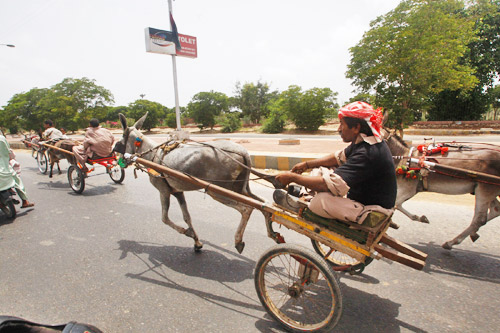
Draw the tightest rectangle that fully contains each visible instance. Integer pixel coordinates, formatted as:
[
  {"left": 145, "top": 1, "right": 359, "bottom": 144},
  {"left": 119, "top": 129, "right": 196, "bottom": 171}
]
[{"left": 42, "top": 120, "right": 64, "bottom": 141}]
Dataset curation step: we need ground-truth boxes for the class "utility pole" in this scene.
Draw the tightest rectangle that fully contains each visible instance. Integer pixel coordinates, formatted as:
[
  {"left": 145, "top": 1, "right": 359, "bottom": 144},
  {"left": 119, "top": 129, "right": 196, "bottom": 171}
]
[{"left": 167, "top": 0, "right": 187, "bottom": 139}]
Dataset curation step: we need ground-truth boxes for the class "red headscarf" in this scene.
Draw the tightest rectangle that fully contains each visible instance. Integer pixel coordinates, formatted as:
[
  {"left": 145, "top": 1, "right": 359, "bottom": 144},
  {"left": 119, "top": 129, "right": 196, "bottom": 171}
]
[{"left": 338, "top": 101, "right": 383, "bottom": 141}]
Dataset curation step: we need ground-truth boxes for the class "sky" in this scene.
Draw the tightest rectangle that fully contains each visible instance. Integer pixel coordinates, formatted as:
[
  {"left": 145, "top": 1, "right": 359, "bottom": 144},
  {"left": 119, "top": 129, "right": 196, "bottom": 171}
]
[{"left": 0, "top": 0, "right": 402, "bottom": 110}]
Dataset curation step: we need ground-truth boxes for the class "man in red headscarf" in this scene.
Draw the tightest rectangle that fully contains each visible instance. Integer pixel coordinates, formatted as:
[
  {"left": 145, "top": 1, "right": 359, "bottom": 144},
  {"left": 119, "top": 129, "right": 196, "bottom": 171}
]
[{"left": 275, "top": 101, "right": 397, "bottom": 222}]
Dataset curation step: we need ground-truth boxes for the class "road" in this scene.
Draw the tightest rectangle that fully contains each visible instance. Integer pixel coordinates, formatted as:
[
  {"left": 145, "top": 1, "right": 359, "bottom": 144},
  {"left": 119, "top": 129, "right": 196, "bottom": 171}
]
[{"left": 0, "top": 152, "right": 499, "bottom": 332}]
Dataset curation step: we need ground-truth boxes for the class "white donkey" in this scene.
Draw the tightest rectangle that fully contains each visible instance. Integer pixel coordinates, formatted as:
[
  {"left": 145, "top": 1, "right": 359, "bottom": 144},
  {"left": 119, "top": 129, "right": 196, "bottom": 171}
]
[
  {"left": 115, "top": 113, "right": 272, "bottom": 253},
  {"left": 385, "top": 130, "right": 500, "bottom": 249}
]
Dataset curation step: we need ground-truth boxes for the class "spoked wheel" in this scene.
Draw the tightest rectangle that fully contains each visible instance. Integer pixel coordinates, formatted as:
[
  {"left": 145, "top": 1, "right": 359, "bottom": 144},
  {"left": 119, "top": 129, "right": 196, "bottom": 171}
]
[
  {"left": 1, "top": 200, "right": 16, "bottom": 219},
  {"left": 37, "top": 151, "right": 48, "bottom": 174},
  {"left": 311, "top": 239, "right": 373, "bottom": 275},
  {"left": 108, "top": 164, "right": 125, "bottom": 183},
  {"left": 255, "top": 244, "right": 342, "bottom": 332},
  {"left": 67, "top": 165, "right": 85, "bottom": 194}
]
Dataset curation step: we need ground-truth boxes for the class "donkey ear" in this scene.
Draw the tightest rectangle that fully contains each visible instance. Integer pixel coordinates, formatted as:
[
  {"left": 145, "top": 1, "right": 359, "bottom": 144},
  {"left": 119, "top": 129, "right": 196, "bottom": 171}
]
[
  {"left": 134, "top": 112, "right": 149, "bottom": 130},
  {"left": 382, "top": 111, "right": 389, "bottom": 127},
  {"left": 119, "top": 113, "right": 127, "bottom": 130}
]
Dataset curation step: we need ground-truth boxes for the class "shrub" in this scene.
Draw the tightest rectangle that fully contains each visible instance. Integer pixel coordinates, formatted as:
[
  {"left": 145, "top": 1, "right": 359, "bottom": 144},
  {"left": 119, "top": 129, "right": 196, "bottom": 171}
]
[
  {"left": 218, "top": 113, "right": 242, "bottom": 133},
  {"left": 262, "top": 100, "right": 286, "bottom": 133}
]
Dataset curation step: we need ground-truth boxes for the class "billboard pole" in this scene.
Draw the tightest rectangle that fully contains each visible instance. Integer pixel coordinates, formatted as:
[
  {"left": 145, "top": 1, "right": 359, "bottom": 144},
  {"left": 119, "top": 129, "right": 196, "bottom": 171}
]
[{"left": 168, "top": 0, "right": 182, "bottom": 133}]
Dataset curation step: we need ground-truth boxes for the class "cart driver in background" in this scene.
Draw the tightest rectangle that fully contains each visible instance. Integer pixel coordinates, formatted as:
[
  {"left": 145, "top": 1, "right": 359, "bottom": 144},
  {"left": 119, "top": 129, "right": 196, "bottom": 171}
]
[
  {"left": 42, "top": 120, "right": 64, "bottom": 141},
  {"left": 275, "top": 101, "right": 397, "bottom": 222},
  {"left": 72, "top": 118, "right": 114, "bottom": 173}
]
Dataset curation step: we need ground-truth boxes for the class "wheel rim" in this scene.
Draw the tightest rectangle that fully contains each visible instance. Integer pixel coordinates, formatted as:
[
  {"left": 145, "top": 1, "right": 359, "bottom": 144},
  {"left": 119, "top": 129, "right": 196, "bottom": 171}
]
[
  {"left": 68, "top": 167, "right": 83, "bottom": 192},
  {"left": 37, "top": 153, "right": 47, "bottom": 173},
  {"left": 257, "top": 251, "right": 336, "bottom": 330},
  {"left": 313, "top": 240, "right": 363, "bottom": 266},
  {"left": 109, "top": 165, "right": 124, "bottom": 182}
]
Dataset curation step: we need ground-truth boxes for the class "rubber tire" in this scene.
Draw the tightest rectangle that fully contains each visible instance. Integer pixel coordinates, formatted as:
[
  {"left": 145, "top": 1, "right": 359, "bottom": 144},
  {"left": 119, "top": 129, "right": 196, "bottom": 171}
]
[
  {"left": 1, "top": 200, "right": 16, "bottom": 218},
  {"left": 311, "top": 239, "right": 373, "bottom": 274},
  {"left": 37, "top": 152, "right": 48, "bottom": 174},
  {"left": 108, "top": 165, "right": 125, "bottom": 184},
  {"left": 255, "top": 244, "right": 343, "bottom": 332},
  {"left": 67, "top": 165, "right": 85, "bottom": 194}
]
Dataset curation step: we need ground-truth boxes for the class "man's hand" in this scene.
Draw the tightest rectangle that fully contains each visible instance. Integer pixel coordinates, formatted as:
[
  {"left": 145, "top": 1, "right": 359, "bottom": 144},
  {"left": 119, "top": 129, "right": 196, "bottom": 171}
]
[
  {"left": 275, "top": 171, "right": 297, "bottom": 187},
  {"left": 291, "top": 161, "right": 309, "bottom": 174}
]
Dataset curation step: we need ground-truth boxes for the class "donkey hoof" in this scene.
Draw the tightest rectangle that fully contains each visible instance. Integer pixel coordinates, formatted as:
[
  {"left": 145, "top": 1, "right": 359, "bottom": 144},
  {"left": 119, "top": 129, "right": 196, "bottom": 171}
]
[
  {"left": 235, "top": 242, "right": 245, "bottom": 254},
  {"left": 420, "top": 216, "right": 430, "bottom": 224},
  {"left": 442, "top": 242, "right": 453, "bottom": 250},
  {"left": 194, "top": 243, "right": 203, "bottom": 252},
  {"left": 470, "top": 233, "right": 480, "bottom": 242}
]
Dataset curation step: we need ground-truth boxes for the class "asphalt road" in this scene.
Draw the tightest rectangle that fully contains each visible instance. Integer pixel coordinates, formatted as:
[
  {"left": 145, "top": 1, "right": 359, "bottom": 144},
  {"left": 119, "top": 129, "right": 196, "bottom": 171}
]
[{"left": 0, "top": 152, "right": 499, "bottom": 332}]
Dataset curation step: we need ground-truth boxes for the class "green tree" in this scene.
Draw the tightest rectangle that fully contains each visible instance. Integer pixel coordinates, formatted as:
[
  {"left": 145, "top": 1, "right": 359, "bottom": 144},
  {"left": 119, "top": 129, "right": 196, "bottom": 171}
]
[
  {"left": 428, "top": 0, "right": 500, "bottom": 120},
  {"left": 262, "top": 99, "right": 287, "bottom": 133},
  {"left": 127, "top": 99, "right": 165, "bottom": 131},
  {"left": 217, "top": 112, "right": 242, "bottom": 133},
  {"left": 233, "top": 81, "right": 278, "bottom": 123},
  {"left": 165, "top": 113, "right": 178, "bottom": 128},
  {"left": 187, "top": 91, "right": 229, "bottom": 130},
  {"left": 346, "top": 0, "right": 478, "bottom": 131},
  {"left": 105, "top": 106, "right": 128, "bottom": 122},
  {"left": 44, "top": 77, "right": 114, "bottom": 130},
  {"left": 0, "top": 88, "right": 50, "bottom": 133},
  {"left": 281, "top": 86, "right": 337, "bottom": 131}
]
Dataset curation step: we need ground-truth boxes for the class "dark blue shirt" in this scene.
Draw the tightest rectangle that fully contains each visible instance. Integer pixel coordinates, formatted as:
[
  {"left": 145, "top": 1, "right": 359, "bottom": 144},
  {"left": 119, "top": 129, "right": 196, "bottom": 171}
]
[{"left": 334, "top": 139, "right": 397, "bottom": 209}]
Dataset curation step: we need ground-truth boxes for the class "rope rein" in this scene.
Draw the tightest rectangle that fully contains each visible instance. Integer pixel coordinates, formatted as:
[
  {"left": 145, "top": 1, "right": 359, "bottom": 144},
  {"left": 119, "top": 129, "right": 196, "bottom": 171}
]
[{"left": 128, "top": 136, "right": 274, "bottom": 184}]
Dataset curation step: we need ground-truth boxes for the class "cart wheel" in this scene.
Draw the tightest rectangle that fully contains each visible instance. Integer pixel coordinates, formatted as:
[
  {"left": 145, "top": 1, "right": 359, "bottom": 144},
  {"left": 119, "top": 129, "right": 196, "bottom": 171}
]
[
  {"left": 255, "top": 244, "right": 342, "bottom": 332},
  {"left": 67, "top": 165, "right": 85, "bottom": 194},
  {"left": 108, "top": 165, "right": 125, "bottom": 183},
  {"left": 311, "top": 239, "right": 373, "bottom": 274},
  {"left": 1, "top": 200, "right": 16, "bottom": 219},
  {"left": 37, "top": 151, "right": 48, "bottom": 174}
]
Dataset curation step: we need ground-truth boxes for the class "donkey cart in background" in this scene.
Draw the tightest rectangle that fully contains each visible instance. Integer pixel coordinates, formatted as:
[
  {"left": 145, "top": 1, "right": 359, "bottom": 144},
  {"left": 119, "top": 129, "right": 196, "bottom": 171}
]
[
  {"left": 126, "top": 154, "right": 428, "bottom": 333},
  {"left": 36, "top": 142, "right": 125, "bottom": 194}
]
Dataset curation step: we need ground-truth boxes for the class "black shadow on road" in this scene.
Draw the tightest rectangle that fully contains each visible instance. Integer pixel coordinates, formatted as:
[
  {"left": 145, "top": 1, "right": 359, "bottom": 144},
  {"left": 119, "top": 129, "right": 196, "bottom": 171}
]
[
  {"left": 0, "top": 208, "right": 33, "bottom": 227},
  {"left": 116, "top": 239, "right": 265, "bottom": 324},
  {"left": 116, "top": 239, "right": 254, "bottom": 282},
  {"left": 411, "top": 242, "right": 500, "bottom": 284}
]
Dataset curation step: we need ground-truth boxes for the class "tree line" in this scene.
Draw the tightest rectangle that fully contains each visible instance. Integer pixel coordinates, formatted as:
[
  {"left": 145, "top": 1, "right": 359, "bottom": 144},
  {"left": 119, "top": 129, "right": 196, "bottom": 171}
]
[
  {"left": 1, "top": 0, "right": 499, "bottom": 135},
  {"left": 0, "top": 77, "right": 339, "bottom": 134}
]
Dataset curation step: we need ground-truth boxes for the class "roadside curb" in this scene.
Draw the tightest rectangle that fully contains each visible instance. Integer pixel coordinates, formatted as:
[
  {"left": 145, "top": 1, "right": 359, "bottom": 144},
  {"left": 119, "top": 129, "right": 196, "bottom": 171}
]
[{"left": 250, "top": 153, "right": 316, "bottom": 171}]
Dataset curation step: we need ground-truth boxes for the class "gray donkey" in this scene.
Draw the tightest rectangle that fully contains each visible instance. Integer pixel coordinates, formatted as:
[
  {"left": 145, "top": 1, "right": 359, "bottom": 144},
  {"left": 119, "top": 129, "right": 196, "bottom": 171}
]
[{"left": 115, "top": 113, "right": 277, "bottom": 253}]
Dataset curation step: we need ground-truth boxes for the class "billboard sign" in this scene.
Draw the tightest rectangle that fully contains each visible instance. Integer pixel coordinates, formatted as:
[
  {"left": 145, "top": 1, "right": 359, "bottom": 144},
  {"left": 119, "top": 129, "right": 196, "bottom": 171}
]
[
  {"left": 177, "top": 33, "right": 197, "bottom": 58},
  {"left": 145, "top": 27, "right": 197, "bottom": 58}
]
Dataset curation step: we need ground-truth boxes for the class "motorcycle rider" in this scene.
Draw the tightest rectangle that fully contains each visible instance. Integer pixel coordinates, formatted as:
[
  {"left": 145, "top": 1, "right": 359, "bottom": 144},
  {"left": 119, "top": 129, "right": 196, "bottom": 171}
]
[{"left": 0, "top": 134, "right": 34, "bottom": 208}]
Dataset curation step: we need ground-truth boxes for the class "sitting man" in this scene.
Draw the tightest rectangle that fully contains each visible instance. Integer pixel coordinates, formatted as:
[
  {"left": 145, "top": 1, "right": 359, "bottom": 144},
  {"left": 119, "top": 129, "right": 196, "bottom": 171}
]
[
  {"left": 42, "top": 119, "right": 64, "bottom": 141},
  {"left": 275, "top": 101, "right": 397, "bottom": 224},
  {"left": 72, "top": 118, "right": 114, "bottom": 173}
]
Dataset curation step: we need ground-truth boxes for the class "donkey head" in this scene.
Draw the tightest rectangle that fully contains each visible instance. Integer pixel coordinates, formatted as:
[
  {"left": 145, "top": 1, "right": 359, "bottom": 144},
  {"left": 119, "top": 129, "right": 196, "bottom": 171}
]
[{"left": 113, "top": 112, "right": 148, "bottom": 155}]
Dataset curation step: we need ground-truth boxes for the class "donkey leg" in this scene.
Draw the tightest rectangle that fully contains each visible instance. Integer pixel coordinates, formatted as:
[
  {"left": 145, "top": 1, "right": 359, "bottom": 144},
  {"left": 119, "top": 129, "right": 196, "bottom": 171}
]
[
  {"left": 210, "top": 193, "right": 254, "bottom": 253},
  {"left": 234, "top": 205, "right": 254, "bottom": 254},
  {"left": 442, "top": 193, "right": 490, "bottom": 249},
  {"left": 470, "top": 198, "right": 500, "bottom": 242},
  {"left": 397, "top": 205, "right": 430, "bottom": 223},
  {"left": 57, "top": 162, "right": 61, "bottom": 174},
  {"left": 150, "top": 178, "right": 201, "bottom": 248},
  {"left": 172, "top": 192, "right": 203, "bottom": 251}
]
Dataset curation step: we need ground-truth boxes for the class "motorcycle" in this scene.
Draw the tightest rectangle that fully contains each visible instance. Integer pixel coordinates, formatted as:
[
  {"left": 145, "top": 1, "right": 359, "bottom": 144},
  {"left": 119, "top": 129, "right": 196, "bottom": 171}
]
[{"left": 0, "top": 188, "right": 16, "bottom": 219}]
